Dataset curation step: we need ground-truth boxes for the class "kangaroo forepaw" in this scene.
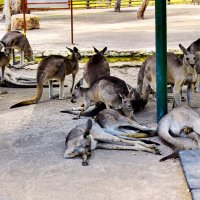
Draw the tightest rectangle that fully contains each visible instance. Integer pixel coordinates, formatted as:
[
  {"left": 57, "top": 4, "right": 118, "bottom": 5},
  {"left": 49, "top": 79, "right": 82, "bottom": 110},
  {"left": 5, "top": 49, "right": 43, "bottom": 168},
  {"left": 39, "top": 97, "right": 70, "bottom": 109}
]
[{"left": 82, "top": 161, "right": 88, "bottom": 166}]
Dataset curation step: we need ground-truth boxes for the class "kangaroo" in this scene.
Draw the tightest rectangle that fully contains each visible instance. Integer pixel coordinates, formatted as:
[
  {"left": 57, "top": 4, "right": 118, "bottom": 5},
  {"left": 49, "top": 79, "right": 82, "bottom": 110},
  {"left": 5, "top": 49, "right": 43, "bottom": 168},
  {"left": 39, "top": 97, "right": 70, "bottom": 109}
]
[
  {"left": 141, "top": 44, "right": 197, "bottom": 107},
  {"left": 83, "top": 47, "right": 110, "bottom": 87},
  {"left": 158, "top": 106, "right": 200, "bottom": 161},
  {"left": 10, "top": 47, "right": 81, "bottom": 109},
  {"left": 187, "top": 38, "right": 200, "bottom": 92},
  {"left": 0, "top": 31, "right": 34, "bottom": 67},
  {"left": 64, "top": 118, "right": 160, "bottom": 166},
  {"left": 71, "top": 76, "right": 136, "bottom": 120},
  {"left": 95, "top": 108, "right": 157, "bottom": 138},
  {"left": 0, "top": 51, "right": 10, "bottom": 82}
]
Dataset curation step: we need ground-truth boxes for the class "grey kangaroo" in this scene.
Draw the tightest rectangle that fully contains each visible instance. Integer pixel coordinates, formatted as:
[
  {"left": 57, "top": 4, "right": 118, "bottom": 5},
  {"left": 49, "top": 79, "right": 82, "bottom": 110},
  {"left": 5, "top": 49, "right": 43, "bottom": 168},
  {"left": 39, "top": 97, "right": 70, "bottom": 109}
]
[
  {"left": 0, "top": 51, "right": 10, "bottom": 83},
  {"left": 10, "top": 47, "right": 81, "bottom": 109},
  {"left": 158, "top": 106, "right": 200, "bottom": 161},
  {"left": 83, "top": 47, "right": 110, "bottom": 87},
  {"left": 64, "top": 118, "right": 160, "bottom": 166},
  {"left": 0, "top": 31, "right": 34, "bottom": 67},
  {"left": 71, "top": 76, "right": 136, "bottom": 120},
  {"left": 141, "top": 44, "right": 197, "bottom": 107},
  {"left": 187, "top": 38, "right": 200, "bottom": 92}
]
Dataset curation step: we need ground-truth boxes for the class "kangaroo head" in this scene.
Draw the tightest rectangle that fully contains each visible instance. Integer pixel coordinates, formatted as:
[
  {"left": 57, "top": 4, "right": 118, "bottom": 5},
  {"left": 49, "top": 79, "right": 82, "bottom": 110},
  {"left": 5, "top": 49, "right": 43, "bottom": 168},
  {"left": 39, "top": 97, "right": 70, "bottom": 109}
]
[
  {"left": 119, "top": 89, "right": 134, "bottom": 111},
  {"left": 179, "top": 44, "right": 196, "bottom": 68},
  {"left": 66, "top": 46, "right": 81, "bottom": 61},
  {"left": 71, "top": 78, "right": 84, "bottom": 103},
  {"left": 90, "top": 47, "right": 108, "bottom": 64},
  {"left": 64, "top": 119, "right": 92, "bottom": 159},
  {"left": 25, "top": 48, "right": 34, "bottom": 62}
]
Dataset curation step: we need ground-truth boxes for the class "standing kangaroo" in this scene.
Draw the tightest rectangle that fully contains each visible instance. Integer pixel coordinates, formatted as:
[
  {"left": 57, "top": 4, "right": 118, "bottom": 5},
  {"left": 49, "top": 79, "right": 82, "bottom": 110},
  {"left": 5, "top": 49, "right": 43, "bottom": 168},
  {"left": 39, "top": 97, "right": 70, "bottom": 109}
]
[
  {"left": 158, "top": 106, "right": 200, "bottom": 161},
  {"left": 141, "top": 44, "right": 197, "bottom": 107},
  {"left": 0, "top": 51, "right": 10, "bottom": 83},
  {"left": 10, "top": 47, "right": 81, "bottom": 109},
  {"left": 0, "top": 31, "right": 34, "bottom": 66},
  {"left": 187, "top": 38, "right": 200, "bottom": 92},
  {"left": 0, "top": 51, "right": 10, "bottom": 94},
  {"left": 64, "top": 118, "right": 160, "bottom": 166},
  {"left": 71, "top": 76, "right": 136, "bottom": 120},
  {"left": 83, "top": 47, "right": 110, "bottom": 87}
]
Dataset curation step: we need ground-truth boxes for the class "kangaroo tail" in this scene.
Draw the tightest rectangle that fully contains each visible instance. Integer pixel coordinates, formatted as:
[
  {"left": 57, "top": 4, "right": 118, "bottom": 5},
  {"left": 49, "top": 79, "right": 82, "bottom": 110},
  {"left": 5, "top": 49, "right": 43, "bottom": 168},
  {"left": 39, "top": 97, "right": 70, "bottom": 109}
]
[
  {"left": 159, "top": 151, "right": 179, "bottom": 162},
  {"left": 10, "top": 83, "right": 43, "bottom": 109},
  {"left": 61, "top": 103, "right": 106, "bottom": 117}
]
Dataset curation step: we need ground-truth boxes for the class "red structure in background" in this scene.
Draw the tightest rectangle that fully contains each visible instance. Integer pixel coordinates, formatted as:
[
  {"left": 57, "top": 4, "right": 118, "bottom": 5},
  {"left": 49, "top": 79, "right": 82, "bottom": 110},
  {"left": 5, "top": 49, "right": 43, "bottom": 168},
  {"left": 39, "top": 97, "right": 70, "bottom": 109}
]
[{"left": 22, "top": 0, "right": 74, "bottom": 44}]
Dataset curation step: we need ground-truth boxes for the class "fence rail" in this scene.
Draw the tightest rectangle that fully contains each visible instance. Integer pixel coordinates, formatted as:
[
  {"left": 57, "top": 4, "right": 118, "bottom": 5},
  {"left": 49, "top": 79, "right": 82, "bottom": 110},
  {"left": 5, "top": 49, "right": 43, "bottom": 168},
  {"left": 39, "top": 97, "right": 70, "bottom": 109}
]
[
  {"left": 71, "top": 0, "right": 192, "bottom": 9},
  {"left": 0, "top": 0, "right": 193, "bottom": 10}
]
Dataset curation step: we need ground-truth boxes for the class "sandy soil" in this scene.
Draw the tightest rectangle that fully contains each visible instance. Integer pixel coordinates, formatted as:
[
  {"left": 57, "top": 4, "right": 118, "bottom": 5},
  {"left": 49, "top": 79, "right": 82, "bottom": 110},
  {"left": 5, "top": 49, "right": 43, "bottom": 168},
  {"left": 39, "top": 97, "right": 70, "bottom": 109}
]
[{"left": 0, "top": 63, "right": 198, "bottom": 200}]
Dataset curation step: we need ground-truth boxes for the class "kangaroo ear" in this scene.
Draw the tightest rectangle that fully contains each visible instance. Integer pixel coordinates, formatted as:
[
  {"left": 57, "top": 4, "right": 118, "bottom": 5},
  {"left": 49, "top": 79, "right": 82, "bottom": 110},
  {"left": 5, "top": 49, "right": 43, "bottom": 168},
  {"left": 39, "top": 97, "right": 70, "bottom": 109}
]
[
  {"left": 66, "top": 47, "right": 73, "bottom": 53},
  {"left": 189, "top": 44, "right": 196, "bottom": 54},
  {"left": 76, "top": 78, "right": 84, "bottom": 88},
  {"left": 73, "top": 47, "right": 78, "bottom": 52},
  {"left": 93, "top": 46, "right": 99, "bottom": 53},
  {"left": 128, "top": 89, "right": 134, "bottom": 98},
  {"left": 118, "top": 92, "right": 125, "bottom": 99},
  {"left": 179, "top": 44, "right": 189, "bottom": 55},
  {"left": 84, "top": 119, "right": 93, "bottom": 138},
  {"left": 101, "top": 47, "right": 107, "bottom": 55}
]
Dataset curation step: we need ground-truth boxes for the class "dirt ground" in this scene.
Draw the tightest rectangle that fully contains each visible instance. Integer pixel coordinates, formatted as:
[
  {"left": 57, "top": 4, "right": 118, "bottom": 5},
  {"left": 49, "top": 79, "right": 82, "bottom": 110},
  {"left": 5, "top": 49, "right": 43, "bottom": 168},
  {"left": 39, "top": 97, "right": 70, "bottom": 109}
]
[{"left": 1, "top": 63, "right": 200, "bottom": 200}]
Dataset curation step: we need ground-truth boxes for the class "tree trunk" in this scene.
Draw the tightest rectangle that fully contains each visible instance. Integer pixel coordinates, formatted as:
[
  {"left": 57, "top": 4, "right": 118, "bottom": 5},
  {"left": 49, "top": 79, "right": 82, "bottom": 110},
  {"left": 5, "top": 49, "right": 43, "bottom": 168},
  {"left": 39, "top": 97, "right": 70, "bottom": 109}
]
[
  {"left": 137, "top": 0, "right": 149, "bottom": 19},
  {"left": 114, "top": 0, "right": 121, "bottom": 12},
  {"left": 1, "top": 0, "right": 22, "bottom": 31}
]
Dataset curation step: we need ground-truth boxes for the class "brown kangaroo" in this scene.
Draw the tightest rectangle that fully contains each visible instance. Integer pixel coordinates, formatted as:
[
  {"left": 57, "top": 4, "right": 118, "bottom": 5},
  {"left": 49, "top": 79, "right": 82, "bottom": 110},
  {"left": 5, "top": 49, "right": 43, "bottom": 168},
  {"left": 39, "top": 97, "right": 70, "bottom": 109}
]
[
  {"left": 187, "top": 38, "right": 200, "bottom": 92},
  {"left": 0, "top": 51, "right": 10, "bottom": 82},
  {"left": 10, "top": 47, "right": 81, "bottom": 109},
  {"left": 0, "top": 31, "right": 34, "bottom": 66},
  {"left": 158, "top": 106, "right": 200, "bottom": 161},
  {"left": 141, "top": 44, "right": 197, "bottom": 107},
  {"left": 64, "top": 118, "right": 160, "bottom": 166},
  {"left": 83, "top": 47, "right": 110, "bottom": 87},
  {"left": 71, "top": 76, "right": 136, "bottom": 120}
]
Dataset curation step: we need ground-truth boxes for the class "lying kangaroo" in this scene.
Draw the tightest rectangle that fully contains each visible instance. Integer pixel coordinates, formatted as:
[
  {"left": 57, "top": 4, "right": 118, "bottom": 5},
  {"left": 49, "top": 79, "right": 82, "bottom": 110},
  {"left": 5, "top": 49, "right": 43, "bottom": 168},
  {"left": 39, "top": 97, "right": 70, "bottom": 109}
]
[
  {"left": 83, "top": 47, "right": 110, "bottom": 87},
  {"left": 0, "top": 31, "right": 34, "bottom": 67},
  {"left": 141, "top": 44, "right": 197, "bottom": 107},
  {"left": 71, "top": 76, "right": 136, "bottom": 120},
  {"left": 187, "top": 38, "right": 200, "bottom": 92},
  {"left": 10, "top": 47, "right": 81, "bottom": 109},
  {"left": 95, "top": 108, "right": 157, "bottom": 138},
  {"left": 158, "top": 106, "right": 200, "bottom": 161},
  {"left": 64, "top": 118, "right": 160, "bottom": 165}
]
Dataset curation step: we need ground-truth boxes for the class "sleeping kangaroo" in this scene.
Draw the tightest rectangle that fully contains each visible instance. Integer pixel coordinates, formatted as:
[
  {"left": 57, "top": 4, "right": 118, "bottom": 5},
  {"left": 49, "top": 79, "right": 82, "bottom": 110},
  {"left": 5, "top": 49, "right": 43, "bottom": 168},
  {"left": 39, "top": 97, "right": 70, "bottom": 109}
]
[
  {"left": 10, "top": 47, "right": 81, "bottom": 109},
  {"left": 158, "top": 106, "right": 200, "bottom": 161},
  {"left": 0, "top": 31, "right": 34, "bottom": 67},
  {"left": 64, "top": 118, "right": 160, "bottom": 166},
  {"left": 71, "top": 76, "right": 136, "bottom": 120},
  {"left": 141, "top": 44, "right": 197, "bottom": 107}
]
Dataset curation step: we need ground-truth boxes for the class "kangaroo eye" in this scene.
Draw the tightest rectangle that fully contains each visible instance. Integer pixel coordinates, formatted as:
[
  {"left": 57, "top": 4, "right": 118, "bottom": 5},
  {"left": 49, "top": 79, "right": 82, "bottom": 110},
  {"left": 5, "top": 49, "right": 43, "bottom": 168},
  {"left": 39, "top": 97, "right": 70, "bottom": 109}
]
[{"left": 186, "top": 58, "right": 189, "bottom": 61}]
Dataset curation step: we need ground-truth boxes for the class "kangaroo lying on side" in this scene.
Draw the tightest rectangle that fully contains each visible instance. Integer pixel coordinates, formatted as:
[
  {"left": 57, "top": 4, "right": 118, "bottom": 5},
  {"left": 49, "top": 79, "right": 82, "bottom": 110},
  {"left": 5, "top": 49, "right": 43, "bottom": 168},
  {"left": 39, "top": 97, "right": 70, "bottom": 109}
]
[
  {"left": 10, "top": 47, "right": 81, "bottom": 109},
  {"left": 71, "top": 76, "right": 136, "bottom": 120},
  {"left": 141, "top": 44, "right": 197, "bottom": 107},
  {"left": 64, "top": 118, "right": 160, "bottom": 166},
  {"left": 0, "top": 31, "right": 34, "bottom": 67},
  {"left": 158, "top": 106, "right": 200, "bottom": 161},
  {"left": 83, "top": 47, "right": 110, "bottom": 87}
]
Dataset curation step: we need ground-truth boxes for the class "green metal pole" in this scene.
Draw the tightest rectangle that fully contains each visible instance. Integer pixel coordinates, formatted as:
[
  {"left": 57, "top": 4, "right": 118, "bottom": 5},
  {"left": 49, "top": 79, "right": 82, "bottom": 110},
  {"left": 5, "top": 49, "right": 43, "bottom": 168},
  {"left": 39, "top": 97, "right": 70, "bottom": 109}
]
[{"left": 155, "top": 0, "right": 168, "bottom": 122}]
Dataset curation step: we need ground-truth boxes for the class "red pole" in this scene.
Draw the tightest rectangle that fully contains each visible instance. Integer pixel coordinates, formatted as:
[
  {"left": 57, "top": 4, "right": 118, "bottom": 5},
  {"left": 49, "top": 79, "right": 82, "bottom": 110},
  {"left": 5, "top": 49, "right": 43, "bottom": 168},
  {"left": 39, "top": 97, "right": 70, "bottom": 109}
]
[
  {"left": 70, "top": 0, "right": 74, "bottom": 45},
  {"left": 22, "top": 0, "right": 27, "bottom": 35}
]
